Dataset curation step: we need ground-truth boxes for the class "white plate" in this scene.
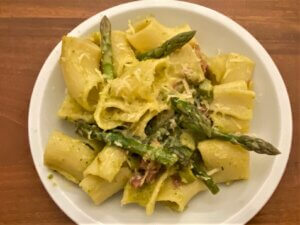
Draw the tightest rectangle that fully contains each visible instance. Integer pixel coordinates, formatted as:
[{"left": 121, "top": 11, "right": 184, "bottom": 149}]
[{"left": 28, "top": 1, "right": 292, "bottom": 224}]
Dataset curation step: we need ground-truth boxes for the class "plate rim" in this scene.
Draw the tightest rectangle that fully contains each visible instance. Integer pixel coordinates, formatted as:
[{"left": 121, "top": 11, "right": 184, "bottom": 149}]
[{"left": 28, "top": 0, "right": 293, "bottom": 224}]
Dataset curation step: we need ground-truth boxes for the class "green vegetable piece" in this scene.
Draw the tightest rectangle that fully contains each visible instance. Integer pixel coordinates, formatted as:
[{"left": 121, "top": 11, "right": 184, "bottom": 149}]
[
  {"left": 100, "top": 16, "right": 115, "bottom": 79},
  {"left": 171, "top": 97, "right": 212, "bottom": 137},
  {"left": 168, "top": 145, "right": 194, "bottom": 167},
  {"left": 191, "top": 152, "right": 220, "bottom": 194},
  {"left": 171, "top": 97, "right": 281, "bottom": 155},
  {"left": 145, "top": 110, "right": 174, "bottom": 136},
  {"left": 179, "top": 165, "right": 197, "bottom": 184},
  {"left": 126, "top": 155, "right": 140, "bottom": 170},
  {"left": 197, "top": 79, "right": 213, "bottom": 102},
  {"left": 207, "top": 54, "right": 228, "bottom": 83},
  {"left": 212, "top": 130, "right": 281, "bottom": 155},
  {"left": 48, "top": 174, "right": 54, "bottom": 180},
  {"left": 75, "top": 121, "right": 178, "bottom": 166},
  {"left": 136, "top": 30, "right": 196, "bottom": 61}
]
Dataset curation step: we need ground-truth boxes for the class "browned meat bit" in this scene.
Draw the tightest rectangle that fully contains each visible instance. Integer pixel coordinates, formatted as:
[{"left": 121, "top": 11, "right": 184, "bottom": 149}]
[
  {"left": 129, "top": 174, "right": 144, "bottom": 188},
  {"left": 198, "top": 102, "right": 210, "bottom": 116},
  {"left": 190, "top": 42, "right": 208, "bottom": 73},
  {"left": 171, "top": 174, "right": 183, "bottom": 188},
  {"left": 171, "top": 80, "right": 185, "bottom": 93},
  {"left": 145, "top": 161, "right": 161, "bottom": 183},
  {"left": 139, "top": 159, "right": 149, "bottom": 170},
  {"left": 129, "top": 160, "right": 161, "bottom": 188}
]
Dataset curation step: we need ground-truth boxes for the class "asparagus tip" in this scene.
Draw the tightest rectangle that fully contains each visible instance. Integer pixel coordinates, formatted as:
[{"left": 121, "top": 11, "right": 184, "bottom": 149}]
[{"left": 100, "top": 15, "right": 111, "bottom": 31}]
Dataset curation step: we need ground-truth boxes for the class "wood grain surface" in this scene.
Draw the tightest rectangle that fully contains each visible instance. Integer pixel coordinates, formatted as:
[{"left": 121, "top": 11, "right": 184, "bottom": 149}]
[{"left": 0, "top": 0, "right": 299, "bottom": 224}]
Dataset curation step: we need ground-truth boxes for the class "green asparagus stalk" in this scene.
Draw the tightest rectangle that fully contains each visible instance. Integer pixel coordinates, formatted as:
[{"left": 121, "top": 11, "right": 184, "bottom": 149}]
[
  {"left": 171, "top": 97, "right": 212, "bottom": 137},
  {"left": 145, "top": 110, "right": 174, "bottom": 136},
  {"left": 168, "top": 145, "right": 193, "bottom": 167},
  {"left": 171, "top": 97, "right": 281, "bottom": 155},
  {"left": 75, "top": 121, "right": 178, "bottom": 166},
  {"left": 100, "top": 16, "right": 115, "bottom": 79},
  {"left": 196, "top": 79, "right": 213, "bottom": 102},
  {"left": 136, "top": 30, "right": 196, "bottom": 61},
  {"left": 146, "top": 112, "right": 194, "bottom": 167},
  {"left": 164, "top": 127, "right": 194, "bottom": 166},
  {"left": 212, "top": 130, "right": 281, "bottom": 155},
  {"left": 191, "top": 152, "right": 220, "bottom": 194}
]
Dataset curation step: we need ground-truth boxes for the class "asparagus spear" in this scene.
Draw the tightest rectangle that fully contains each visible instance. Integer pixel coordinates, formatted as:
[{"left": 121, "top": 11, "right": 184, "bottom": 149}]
[
  {"left": 171, "top": 97, "right": 281, "bottom": 155},
  {"left": 75, "top": 121, "right": 178, "bottom": 166},
  {"left": 156, "top": 120, "right": 218, "bottom": 193},
  {"left": 196, "top": 79, "right": 213, "bottom": 102},
  {"left": 145, "top": 110, "right": 175, "bottom": 136},
  {"left": 136, "top": 30, "right": 196, "bottom": 61},
  {"left": 100, "top": 16, "right": 115, "bottom": 79},
  {"left": 162, "top": 127, "right": 193, "bottom": 166},
  {"left": 146, "top": 112, "right": 194, "bottom": 166},
  {"left": 191, "top": 152, "right": 220, "bottom": 194},
  {"left": 171, "top": 97, "right": 212, "bottom": 137},
  {"left": 165, "top": 131, "right": 219, "bottom": 193},
  {"left": 212, "top": 130, "right": 281, "bottom": 155},
  {"left": 168, "top": 145, "right": 193, "bottom": 167}
]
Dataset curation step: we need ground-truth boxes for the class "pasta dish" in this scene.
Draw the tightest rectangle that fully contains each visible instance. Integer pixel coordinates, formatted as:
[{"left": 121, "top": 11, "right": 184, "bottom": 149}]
[{"left": 43, "top": 16, "right": 280, "bottom": 215}]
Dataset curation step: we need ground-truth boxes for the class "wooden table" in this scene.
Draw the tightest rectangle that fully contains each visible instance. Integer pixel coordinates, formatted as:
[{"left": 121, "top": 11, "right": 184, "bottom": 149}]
[{"left": 0, "top": 0, "right": 299, "bottom": 224}]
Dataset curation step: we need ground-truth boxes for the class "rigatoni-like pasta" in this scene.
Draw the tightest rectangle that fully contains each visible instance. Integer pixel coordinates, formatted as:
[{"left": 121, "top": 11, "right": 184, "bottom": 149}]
[
  {"left": 198, "top": 140, "right": 250, "bottom": 183},
  {"left": 126, "top": 17, "right": 193, "bottom": 53},
  {"left": 211, "top": 113, "right": 250, "bottom": 134},
  {"left": 207, "top": 53, "right": 255, "bottom": 84},
  {"left": 157, "top": 178, "right": 206, "bottom": 212},
  {"left": 60, "top": 36, "right": 103, "bottom": 111},
  {"left": 84, "top": 145, "right": 127, "bottom": 182},
  {"left": 210, "top": 88, "right": 255, "bottom": 120},
  {"left": 111, "top": 31, "right": 138, "bottom": 76},
  {"left": 44, "top": 131, "right": 97, "bottom": 184},
  {"left": 80, "top": 167, "right": 131, "bottom": 205},
  {"left": 126, "top": 17, "right": 172, "bottom": 52},
  {"left": 210, "top": 80, "right": 254, "bottom": 133},
  {"left": 168, "top": 44, "right": 205, "bottom": 83},
  {"left": 121, "top": 170, "right": 170, "bottom": 215},
  {"left": 94, "top": 59, "right": 169, "bottom": 132},
  {"left": 58, "top": 94, "right": 94, "bottom": 123}
]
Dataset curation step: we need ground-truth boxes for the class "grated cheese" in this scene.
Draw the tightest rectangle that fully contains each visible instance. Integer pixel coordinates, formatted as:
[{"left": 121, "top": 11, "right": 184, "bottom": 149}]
[
  {"left": 78, "top": 53, "right": 90, "bottom": 63},
  {"left": 207, "top": 168, "right": 221, "bottom": 176},
  {"left": 127, "top": 20, "right": 135, "bottom": 34}
]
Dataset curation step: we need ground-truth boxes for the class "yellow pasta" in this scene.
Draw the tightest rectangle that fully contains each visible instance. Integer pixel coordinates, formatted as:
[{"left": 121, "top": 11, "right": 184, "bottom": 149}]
[
  {"left": 44, "top": 131, "right": 96, "bottom": 184},
  {"left": 87, "top": 32, "right": 101, "bottom": 46},
  {"left": 207, "top": 54, "right": 228, "bottom": 83},
  {"left": 222, "top": 53, "right": 255, "bottom": 84},
  {"left": 84, "top": 145, "right": 127, "bottom": 182},
  {"left": 211, "top": 80, "right": 252, "bottom": 133},
  {"left": 126, "top": 17, "right": 172, "bottom": 52},
  {"left": 208, "top": 53, "right": 255, "bottom": 84},
  {"left": 111, "top": 31, "right": 138, "bottom": 76},
  {"left": 94, "top": 59, "right": 169, "bottom": 133},
  {"left": 126, "top": 17, "right": 192, "bottom": 52},
  {"left": 60, "top": 36, "right": 103, "bottom": 111},
  {"left": 157, "top": 178, "right": 206, "bottom": 212},
  {"left": 121, "top": 170, "right": 170, "bottom": 215},
  {"left": 210, "top": 88, "right": 255, "bottom": 120},
  {"left": 211, "top": 113, "right": 250, "bottom": 134},
  {"left": 168, "top": 44, "right": 205, "bottom": 83},
  {"left": 80, "top": 167, "right": 131, "bottom": 205},
  {"left": 58, "top": 93, "right": 94, "bottom": 123},
  {"left": 213, "top": 80, "right": 248, "bottom": 91},
  {"left": 198, "top": 140, "right": 250, "bottom": 183}
]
